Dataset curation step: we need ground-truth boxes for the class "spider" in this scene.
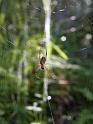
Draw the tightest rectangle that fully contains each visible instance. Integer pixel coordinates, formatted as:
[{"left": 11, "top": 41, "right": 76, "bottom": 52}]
[
  {"left": 39, "top": 48, "right": 47, "bottom": 70},
  {"left": 32, "top": 48, "right": 47, "bottom": 74}
]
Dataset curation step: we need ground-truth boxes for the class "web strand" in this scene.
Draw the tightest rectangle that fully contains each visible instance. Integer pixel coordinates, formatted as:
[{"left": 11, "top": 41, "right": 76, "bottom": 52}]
[
  {"left": 0, "top": 25, "right": 15, "bottom": 46},
  {"left": 47, "top": 98, "right": 55, "bottom": 124}
]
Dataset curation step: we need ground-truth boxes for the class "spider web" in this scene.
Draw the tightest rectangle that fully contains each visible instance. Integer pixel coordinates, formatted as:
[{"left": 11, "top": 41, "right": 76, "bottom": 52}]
[{"left": 0, "top": 0, "right": 93, "bottom": 124}]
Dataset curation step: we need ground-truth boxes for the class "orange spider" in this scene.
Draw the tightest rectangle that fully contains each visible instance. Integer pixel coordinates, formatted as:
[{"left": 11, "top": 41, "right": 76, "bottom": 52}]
[
  {"left": 32, "top": 48, "right": 47, "bottom": 74},
  {"left": 39, "top": 49, "right": 47, "bottom": 70}
]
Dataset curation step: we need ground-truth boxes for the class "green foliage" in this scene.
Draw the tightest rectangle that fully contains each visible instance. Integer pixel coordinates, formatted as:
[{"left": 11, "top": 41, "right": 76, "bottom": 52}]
[{"left": 0, "top": 0, "right": 93, "bottom": 124}]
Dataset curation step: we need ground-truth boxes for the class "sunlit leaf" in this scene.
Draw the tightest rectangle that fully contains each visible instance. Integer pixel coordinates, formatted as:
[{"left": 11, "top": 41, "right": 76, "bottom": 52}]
[{"left": 52, "top": 43, "right": 68, "bottom": 60}]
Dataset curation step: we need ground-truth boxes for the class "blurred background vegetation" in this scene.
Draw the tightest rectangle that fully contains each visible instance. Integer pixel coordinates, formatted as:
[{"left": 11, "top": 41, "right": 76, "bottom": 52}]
[{"left": 0, "top": 0, "right": 93, "bottom": 124}]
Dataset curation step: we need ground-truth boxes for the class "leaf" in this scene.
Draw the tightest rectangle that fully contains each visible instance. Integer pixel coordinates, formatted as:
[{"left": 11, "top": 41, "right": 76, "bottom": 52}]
[
  {"left": 74, "top": 88, "right": 93, "bottom": 101},
  {"left": 73, "top": 110, "right": 93, "bottom": 124},
  {"left": 0, "top": 109, "right": 5, "bottom": 116},
  {"left": 52, "top": 43, "right": 68, "bottom": 60}
]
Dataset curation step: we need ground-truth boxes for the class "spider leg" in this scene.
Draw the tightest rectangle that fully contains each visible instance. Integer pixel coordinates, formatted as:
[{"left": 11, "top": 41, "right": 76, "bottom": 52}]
[
  {"left": 46, "top": 48, "right": 47, "bottom": 58},
  {"left": 39, "top": 49, "right": 41, "bottom": 60},
  {"left": 36, "top": 64, "right": 41, "bottom": 71}
]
